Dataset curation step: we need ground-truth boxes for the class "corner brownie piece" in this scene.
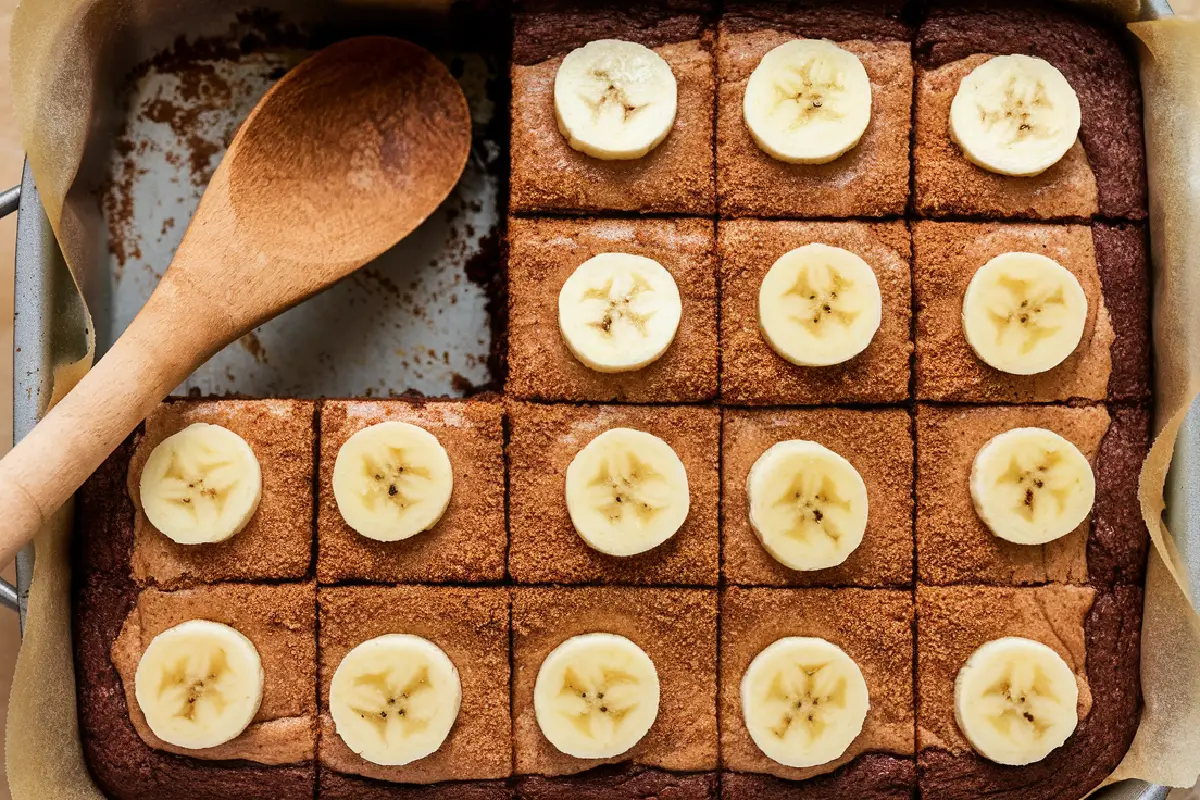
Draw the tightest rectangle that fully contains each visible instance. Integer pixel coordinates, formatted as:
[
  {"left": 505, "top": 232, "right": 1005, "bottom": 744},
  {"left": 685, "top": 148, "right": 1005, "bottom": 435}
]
[
  {"left": 125, "top": 399, "right": 315, "bottom": 587},
  {"left": 716, "top": 1, "right": 913, "bottom": 218},
  {"left": 507, "top": 217, "right": 718, "bottom": 403},
  {"left": 913, "top": 1, "right": 1146, "bottom": 221},
  {"left": 916, "top": 405, "right": 1149, "bottom": 587},
  {"left": 316, "top": 399, "right": 505, "bottom": 585},
  {"left": 721, "top": 588, "right": 914, "bottom": 784},
  {"left": 917, "top": 585, "right": 1142, "bottom": 800},
  {"left": 718, "top": 220, "right": 912, "bottom": 405},
  {"left": 508, "top": 402, "right": 720, "bottom": 586},
  {"left": 512, "top": 587, "right": 718, "bottom": 787},
  {"left": 722, "top": 408, "right": 913, "bottom": 587},
  {"left": 510, "top": 2, "right": 715, "bottom": 215},
  {"left": 318, "top": 586, "right": 511, "bottom": 787},
  {"left": 913, "top": 221, "right": 1150, "bottom": 403}
]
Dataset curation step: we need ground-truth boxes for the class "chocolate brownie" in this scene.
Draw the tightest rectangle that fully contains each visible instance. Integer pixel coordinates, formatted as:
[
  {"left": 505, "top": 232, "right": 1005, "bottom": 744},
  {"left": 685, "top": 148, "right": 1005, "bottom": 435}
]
[
  {"left": 320, "top": 771, "right": 513, "bottom": 800},
  {"left": 518, "top": 765, "right": 717, "bottom": 800},
  {"left": 914, "top": 1, "right": 1146, "bottom": 221},
  {"left": 722, "top": 756, "right": 916, "bottom": 800}
]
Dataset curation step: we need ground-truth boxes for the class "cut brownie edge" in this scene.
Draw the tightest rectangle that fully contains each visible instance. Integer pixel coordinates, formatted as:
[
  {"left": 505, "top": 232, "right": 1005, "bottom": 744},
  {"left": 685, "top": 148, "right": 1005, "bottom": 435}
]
[
  {"left": 723, "top": 754, "right": 916, "bottom": 800},
  {"left": 917, "top": 587, "right": 1142, "bottom": 800},
  {"left": 1093, "top": 223, "right": 1151, "bottom": 403},
  {"left": 721, "top": 0, "right": 912, "bottom": 41},
  {"left": 513, "top": 4, "right": 711, "bottom": 65},
  {"left": 1090, "top": 407, "right": 1151, "bottom": 586},
  {"left": 517, "top": 765, "right": 718, "bottom": 800},
  {"left": 320, "top": 770, "right": 514, "bottom": 800}
]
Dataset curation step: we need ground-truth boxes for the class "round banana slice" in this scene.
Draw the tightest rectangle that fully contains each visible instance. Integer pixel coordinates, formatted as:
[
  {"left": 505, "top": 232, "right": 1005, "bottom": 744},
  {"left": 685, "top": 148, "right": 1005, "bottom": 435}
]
[
  {"left": 332, "top": 421, "right": 454, "bottom": 542},
  {"left": 559, "top": 253, "right": 683, "bottom": 373},
  {"left": 134, "top": 619, "right": 264, "bottom": 750},
  {"left": 554, "top": 39, "right": 677, "bottom": 160},
  {"left": 961, "top": 252, "right": 1088, "bottom": 375},
  {"left": 565, "top": 428, "right": 690, "bottom": 557},
  {"left": 330, "top": 634, "right": 462, "bottom": 766},
  {"left": 971, "top": 427, "right": 1095, "bottom": 545},
  {"left": 534, "top": 633, "right": 660, "bottom": 759},
  {"left": 954, "top": 637, "right": 1079, "bottom": 765},
  {"left": 950, "top": 54, "right": 1081, "bottom": 177},
  {"left": 758, "top": 243, "right": 883, "bottom": 367},
  {"left": 741, "top": 637, "right": 870, "bottom": 768},
  {"left": 747, "top": 440, "right": 868, "bottom": 571},
  {"left": 139, "top": 423, "right": 263, "bottom": 545},
  {"left": 743, "top": 39, "right": 872, "bottom": 164}
]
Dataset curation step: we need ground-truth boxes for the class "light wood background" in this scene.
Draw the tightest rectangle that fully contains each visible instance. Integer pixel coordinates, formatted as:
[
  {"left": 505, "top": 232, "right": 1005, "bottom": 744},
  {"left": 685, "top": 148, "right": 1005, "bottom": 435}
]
[{"left": 0, "top": 2, "right": 1196, "bottom": 797}]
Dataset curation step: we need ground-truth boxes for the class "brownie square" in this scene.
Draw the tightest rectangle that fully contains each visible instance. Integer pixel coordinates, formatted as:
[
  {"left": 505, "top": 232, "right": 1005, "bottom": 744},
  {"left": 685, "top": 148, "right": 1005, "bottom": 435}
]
[
  {"left": 914, "top": 221, "right": 1141, "bottom": 403},
  {"left": 722, "top": 408, "right": 913, "bottom": 587},
  {"left": 718, "top": 221, "right": 912, "bottom": 404},
  {"left": 510, "top": 5, "right": 715, "bottom": 215},
  {"left": 721, "top": 588, "right": 915, "bottom": 781},
  {"left": 913, "top": 2, "right": 1146, "bottom": 221},
  {"left": 508, "top": 402, "right": 720, "bottom": 585},
  {"left": 126, "top": 399, "right": 315, "bottom": 588},
  {"left": 316, "top": 400, "right": 505, "bottom": 585},
  {"left": 507, "top": 217, "right": 718, "bottom": 403},
  {"left": 715, "top": 4, "right": 913, "bottom": 218},
  {"left": 512, "top": 587, "right": 719, "bottom": 776},
  {"left": 318, "top": 586, "right": 512, "bottom": 784},
  {"left": 109, "top": 583, "right": 317, "bottom": 764},
  {"left": 916, "top": 585, "right": 1142, "bottom": 800}
]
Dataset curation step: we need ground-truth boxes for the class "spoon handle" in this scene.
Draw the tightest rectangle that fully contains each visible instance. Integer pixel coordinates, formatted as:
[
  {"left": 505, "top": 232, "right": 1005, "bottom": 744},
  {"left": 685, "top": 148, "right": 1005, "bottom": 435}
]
[{"left": 0, "top": 280, "right": 214, "bottom": 567}]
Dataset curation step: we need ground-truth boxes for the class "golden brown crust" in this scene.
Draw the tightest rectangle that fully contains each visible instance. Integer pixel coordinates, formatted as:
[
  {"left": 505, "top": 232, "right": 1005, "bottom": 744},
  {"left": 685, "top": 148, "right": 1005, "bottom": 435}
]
[{"left": 512, "top": 587, "right": 719, "bottom": 776}]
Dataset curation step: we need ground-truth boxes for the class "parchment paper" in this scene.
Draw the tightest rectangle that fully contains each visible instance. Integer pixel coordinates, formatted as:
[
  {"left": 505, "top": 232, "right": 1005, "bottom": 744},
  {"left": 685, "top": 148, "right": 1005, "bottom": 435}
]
[{"left": 4, "top": 0, "right": 1198, "bottom": 797}]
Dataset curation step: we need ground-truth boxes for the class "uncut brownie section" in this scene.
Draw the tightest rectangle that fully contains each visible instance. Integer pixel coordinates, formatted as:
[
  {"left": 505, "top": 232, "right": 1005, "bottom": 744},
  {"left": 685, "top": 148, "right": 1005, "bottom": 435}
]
[
  {"left": 722, "top": 408, "right": 913, "bottom": 587},
  {"left": 508, "top": 402, "right": 719, "bottom": 586},
  {"left": 913, "top": 2, "right": 1146, "bottom": 221},
  {"left": 507, "top": 217, "right": 718, "bottom": 402},
  {"left": 317, "top": 586, "right": 511, "bottom": 787},
  {"left": 126, "top": 399, "right": 315, "bottom": 587},
  {"left": 715, "top": 2, "right": 913, "bottom": 218},
  {"left": 510, "top": 3, "right": 715, "bottom": 215},
  {"left": 721, "top": 588, "right": 914, "bottom": 783},
  {"left": 512, "top": 587, "right": 718, "bottom": 782},
  {"left": 317, "top": 399, "right": 505, "bottom": 584},
  {"left": 719, "top": 220, "right": 912, "bottom": 405},
  {"left": 916, "top": 585, "right": 1142, "bottom": 800}
]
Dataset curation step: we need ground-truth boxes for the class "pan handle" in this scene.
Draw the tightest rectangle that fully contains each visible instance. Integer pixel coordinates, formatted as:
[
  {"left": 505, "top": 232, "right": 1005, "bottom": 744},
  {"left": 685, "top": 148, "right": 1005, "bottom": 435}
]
[
  {"left": 0, "top": 578, "right": 17, "bottom": 612},
  {"left": 0, "top": 185, "right": 21, "bottom": 218}
]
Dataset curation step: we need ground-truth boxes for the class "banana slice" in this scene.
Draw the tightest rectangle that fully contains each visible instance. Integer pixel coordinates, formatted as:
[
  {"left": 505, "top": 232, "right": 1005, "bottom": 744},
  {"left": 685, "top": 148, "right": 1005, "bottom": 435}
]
[
  {"left": 971, "top": 427, "right": 1095, "bottom": 545},
  {"left": 139, "top": 423, "right": 262, "bottom": 545},
  {"left": 332, "top": 421, "right": 454, "bottom": 542},
  {"left": 741, "top": 637, "right": 870, "bottom": 768},
  {"left": 564, "top": 427, "right": 690, "bottom": 557},
  {"left": 743, "top": 39, "right": 872, "bottom": 164},
  {"left": 329, "top": 634, "right": 461, "bottom": 766},
  {"left": 134, "top": 620, "right": 264, "bottom": 750},
  {"left": 559, "top": 252, "right": 683, "bottom": 373},
  {"left": 534, "top": 633, "right": 660, "bottom": 759},
  {"left": 747, "top": 440, "right": 868, "bottom": 571},
  {"left": 954, "top": 637, "right": 1079, "bottom": 765},
  {"left": 554, "top": 39, "right": 677, "bottom": 161},
  {"left": 950, "top": 54, "right": 1081, "bottom": 177},
  {"left": 758, "top": 243, "right": 883, "bottom": 367},
  {"left": 961, "top": 252, "right": 1088, "bottom": 375}
]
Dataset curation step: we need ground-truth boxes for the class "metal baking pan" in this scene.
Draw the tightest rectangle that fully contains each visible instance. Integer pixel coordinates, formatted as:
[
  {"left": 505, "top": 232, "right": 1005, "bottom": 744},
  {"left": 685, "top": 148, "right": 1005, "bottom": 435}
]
[{"left": 4, "top": 1, "right": 1188, "bottom": 799}]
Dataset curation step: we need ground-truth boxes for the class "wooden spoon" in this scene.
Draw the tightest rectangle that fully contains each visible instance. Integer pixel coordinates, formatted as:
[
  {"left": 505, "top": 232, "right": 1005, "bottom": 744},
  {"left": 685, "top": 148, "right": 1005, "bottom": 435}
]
[{"left": 0, "top": 36, "right": 472, "bottom": 567}]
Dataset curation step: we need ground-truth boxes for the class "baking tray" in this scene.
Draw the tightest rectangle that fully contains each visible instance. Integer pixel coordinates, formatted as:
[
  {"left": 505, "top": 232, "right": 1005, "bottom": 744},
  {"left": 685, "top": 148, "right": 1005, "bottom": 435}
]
[{"left": 4, "top": 2, "right": 1189, "bottom": 799}]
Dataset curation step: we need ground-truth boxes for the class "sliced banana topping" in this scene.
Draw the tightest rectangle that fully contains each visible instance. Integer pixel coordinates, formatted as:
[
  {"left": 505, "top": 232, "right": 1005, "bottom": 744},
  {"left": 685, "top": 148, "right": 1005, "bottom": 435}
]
[
  {"left": 950, "top": 54, "right": 1081, "bottom": 177},
  {"left": 743, "top": 39, "right": 872, "bottom": 165},
  {"left": 741, "top": 637, "right": 870, "bottom": 768},
  {"left": 758, "top": 243, "right": 883, "bottom": 367},
  {"left": 134, "top": 620, "right": 264, "bottom": 750},
  {"left": 332, "top": 421, "right": 454, "bottom": 542},
  {"left": 954, "top": 637, "right": 1079, "bottom": 765},
  {"left": 559, "top": 253, "right": 683, "bottom": 373},
  {"left": 565, "top": 428, "right": 690, "bottom": 557},
  {"left": 961, "top": 252, "right": 1088, "bottom": 375},
  {"left": 554, "top": 39, "right": 678, "bottom": 161},
  {"left": 748, "top": 440, "right": 868, "bottom": 572},
  {"left": 971, "top": 427, "right": 1095, "bottom": 545},
  {"left": 534, "top": 633, "right": 660, "bottom": 759},
  {"left": 330, "top": 634, "right": 462, "bottom": 767},
  {"left": 139, "top": 422, "right": 262, "bottom": 545}
]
